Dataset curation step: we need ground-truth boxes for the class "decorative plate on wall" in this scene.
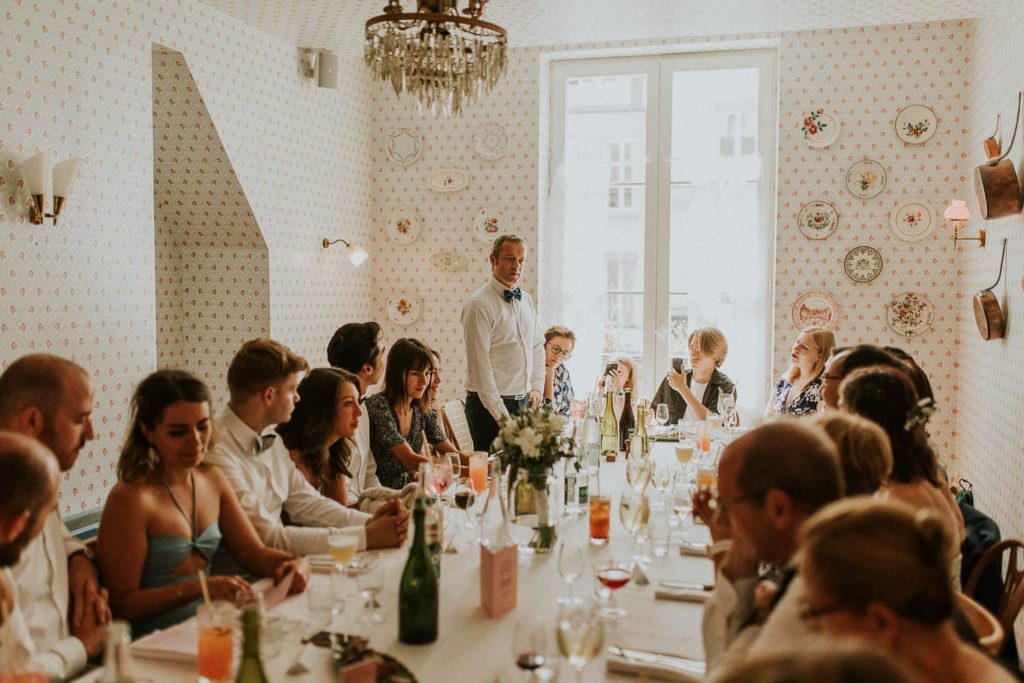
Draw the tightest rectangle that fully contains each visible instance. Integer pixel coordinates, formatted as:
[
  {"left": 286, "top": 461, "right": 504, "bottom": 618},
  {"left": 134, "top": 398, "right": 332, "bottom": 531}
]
[
  {"left": 845, "top": 158, "right": 887, "bottom": 199},
  {"left": 886, "top": 292, "right": 934, "bottom": 337},
  {"left": 890, "top": 200, "right": 934, "bottom": 241},
  {"left": 386, "top": 291, "right": 420, "bottom": 326},
  {"left": 475, "top": 206, "right": 505, "bottom": 242},
  {"left": 844, "top": 246, "right": 883, "bottom": 283},
  {"left": 473, "top": 123, "right": 509, "bottom": 161},
  {"left": 385, "top": 207, "right": 420, "bottom": 244},
  {"left": 430, "top": 249, "right": 466, "bottom": 273},
  {"left": 791, "top": 291, "right": 840, "bottom": 331},
  {"left": 428, "top": 169, "right": 468, "bottom": 193},
  {"left": 895, "top": 104, "right": 937, "bottom": 145},
  {"left": 385, "top": 128, "right": 423, "bottom": 166},
  {"left": 800, "top": 109, "right": 840, "bottom": 148},
  {"left": 797, "top": 200, "right": 840, "bottom": 239}
]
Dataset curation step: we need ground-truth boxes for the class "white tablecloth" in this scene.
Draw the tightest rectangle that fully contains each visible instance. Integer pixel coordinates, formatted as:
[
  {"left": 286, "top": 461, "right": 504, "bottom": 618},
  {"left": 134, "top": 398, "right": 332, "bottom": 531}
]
[{"left": 76, "top": 449, "right": 711, "bottom": 682}]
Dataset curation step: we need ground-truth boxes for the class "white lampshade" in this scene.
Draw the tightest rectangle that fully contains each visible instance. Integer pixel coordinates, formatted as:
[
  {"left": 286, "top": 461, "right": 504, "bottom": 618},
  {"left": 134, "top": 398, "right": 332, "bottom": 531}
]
[
  {"left": 52, "top": 158, "right": 83, "bottom": 198},
  {"left": 944, "top": 200, "right": 970, "bottom": 222},
  {"left": 22, "top": 152, "right": 50, "bottom": 195},
  {"left": 347, "top": 243, "right": 370, "bottom": 267}
]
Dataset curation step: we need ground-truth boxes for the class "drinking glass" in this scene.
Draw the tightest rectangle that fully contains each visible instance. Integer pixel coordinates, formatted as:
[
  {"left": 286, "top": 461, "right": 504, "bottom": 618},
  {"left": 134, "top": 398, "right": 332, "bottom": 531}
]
[
  {"left": 556, "top": 598, "right": 605, "bottom": 681},
  {"left": 588, "top": 496, "right": 611, "bottom": 545},
  {"left": 557, "top": 539, "right": 587, "bottom": 599},
  {"left": 468, "top": 452, "right": 488, "bottom": 493},
  {"left": 696, "top": 465, "right": 718, "bottom": 494},
  {"left": 718, "top": 390, "right": 737, "bottom": 432},
  {"left": 593, "top": 557, "right": 634, "bottom": 620},
  {"left": 430, "top": 455, "right": 454, "bottom": 498},
  {"left": 625, "top": 457, "right": 652, "bottom": 492},
  {"left": 327, "top": 530, "right": 360, "bottom": 570},
  {"left": 652, "top": 461, "right": 673, "bottom": 495},
  {"left": 670, "top": 477, "right": 694, "bottom": 544},
  {"left": 513, "top": 616, "right": 549, "bottom": 673},
  {"left": 654, "top": 403, "right": 669, "bottom": 427},
  {"left": 307, "top": 574, "right": 336, "bottom": 629},
  {"left": 355, "top": 553, "right": 385, "bottom": 624},
  {"left": 620, "top": 491, "right": 651, "bottom": 563},
  {"left": 197, "top": 601, "right": 235, "bottom": 683}
]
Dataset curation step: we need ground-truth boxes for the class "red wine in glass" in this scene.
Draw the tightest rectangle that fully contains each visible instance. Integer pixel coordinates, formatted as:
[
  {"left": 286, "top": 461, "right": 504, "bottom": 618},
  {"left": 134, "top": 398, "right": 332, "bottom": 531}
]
[
  {"left": 455, "top": 490, "right": 475, "bottom": 510},
  {"left": 596, "top": 566, "right": 633, "bottom": 590},
  {"left": 516, "top": 652, "right": 546, "bottom": 671}
]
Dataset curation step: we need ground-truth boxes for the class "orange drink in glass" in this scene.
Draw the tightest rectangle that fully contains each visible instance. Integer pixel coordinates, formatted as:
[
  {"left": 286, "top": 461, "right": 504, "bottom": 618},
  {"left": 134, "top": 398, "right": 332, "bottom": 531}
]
[
  {"left": 197, "top": 601, "right": 235, "bottom": 682},
  {"left": 468, "top": 452, "right": 488, "bottom": 493},
  {"left": 589, "top": 496, "right": 611, "bottom": 545},
  {"left": 696, "top": 466, "right": 717, "bottom": 492}
]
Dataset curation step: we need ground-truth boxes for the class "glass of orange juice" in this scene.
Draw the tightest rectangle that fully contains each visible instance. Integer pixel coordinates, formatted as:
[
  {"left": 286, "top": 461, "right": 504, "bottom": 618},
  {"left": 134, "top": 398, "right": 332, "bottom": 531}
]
[
  {"left": 468, "top": 451, "right": 488, "bottom": 493},
  {"left": 197, "top": 601, "right": 235, "bottom": 682}
]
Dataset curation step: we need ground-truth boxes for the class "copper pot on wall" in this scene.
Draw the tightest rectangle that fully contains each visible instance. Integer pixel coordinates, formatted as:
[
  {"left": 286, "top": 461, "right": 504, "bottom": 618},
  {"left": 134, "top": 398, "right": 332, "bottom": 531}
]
[
  {"left": 973, "top": 239, "right": 1008, "bottom": 341},
  {"left": 974, "top": 93, "right": 1023, "bottom": 220}
]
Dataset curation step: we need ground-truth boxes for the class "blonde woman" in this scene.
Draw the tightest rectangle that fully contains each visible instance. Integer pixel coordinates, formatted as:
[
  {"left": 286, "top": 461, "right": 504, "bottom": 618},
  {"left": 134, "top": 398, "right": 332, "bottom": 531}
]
[
  {"left": 812, "top": 412, "right": 892, "bottom": 496},
  {"left": 652, "top": 327, "right": 735, "bottom": 423},
  {"left": 766, "top": 327, "right": 835, "bottom": 417}
]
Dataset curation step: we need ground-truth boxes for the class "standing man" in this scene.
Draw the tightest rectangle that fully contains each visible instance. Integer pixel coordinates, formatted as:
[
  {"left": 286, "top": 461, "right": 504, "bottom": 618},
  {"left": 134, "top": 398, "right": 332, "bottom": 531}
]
[
  {"left": 0, "top": 355, "right": 109, "bottom": 679},
  {"left": 461, "top": 234, "right": 545, "bottom": 451}
]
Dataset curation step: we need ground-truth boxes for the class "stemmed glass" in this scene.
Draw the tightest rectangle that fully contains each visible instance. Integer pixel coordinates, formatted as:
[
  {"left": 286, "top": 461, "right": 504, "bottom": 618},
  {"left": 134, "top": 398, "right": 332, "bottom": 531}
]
[
  {"left": 625, "top": 457, "right": 652, "bottom": 493},
  {"left": 430, "top": 455, "right": 454, "bottom": 503},
  {"left": 669, "top": 476, "right": 694, "bottom": 544},
  {"left": 718, "top": 390, "right": 737, "bottom": 433},
  {"left": 513, "top": 616, "right": 549, "bottom": 673},
  {"left": 654, "top": 403, "right": 669, "bottom": 428},
  {"left": 557, "top": 539, "right": 587, "bottom": 600},
  {"left": 593, "top": 556, "right": 634, "bottom": 620},
  {"left": 651, "top": 461, "right": 673, "bottom": 509},
  {"left": 355, "top": 553, "right": 385, "bottom": 624},
  {"left": 556, "top": 598, "right": 605, "bottom": 681},
  {"left": 620, "top": 490, "right": 651, "bottom": 564}
]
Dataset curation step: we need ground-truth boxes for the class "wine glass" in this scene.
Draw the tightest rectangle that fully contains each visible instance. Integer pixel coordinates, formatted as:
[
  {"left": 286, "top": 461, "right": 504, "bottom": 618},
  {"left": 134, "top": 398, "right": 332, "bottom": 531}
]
[
  {"left": 654, "top": 403, "right": 669, "bottom": 428},
  {"left": 557, "top": 539, "right": 587, "bottom": 599},
  {"left": 619, "top": 490, "right": 651, "bottom": 563},
  {"left": 430, "top": 455, "right": 454, "bottom": 499},
  {"left": 625, "top": 457, "right": 652, "bottom": 492},
  {"left": 651, "top": 461, "right": 673, "bottom": 510},
  {"left": 513, "top": 616, "right": 549, "bottom": 673},
  {"left": 355, "top": 553, "right": 385, "bottom": 624},
  {"left": 670, "top": 477, "right": 694, "bottom": 544},
  {"left": 593, "top": 556, "right": 634, "bottom": 620},
  {"left": 718, "top": 390, "right": 737, "bottom": 433},
  {"left": 556, "top": 598, "right": 605, "bottom": 681}
]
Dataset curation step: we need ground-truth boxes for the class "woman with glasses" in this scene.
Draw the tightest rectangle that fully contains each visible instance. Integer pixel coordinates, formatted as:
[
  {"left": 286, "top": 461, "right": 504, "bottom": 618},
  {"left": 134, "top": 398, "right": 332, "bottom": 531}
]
[{"left": 542, "top": 325, "right": 576, "bottom": 416}]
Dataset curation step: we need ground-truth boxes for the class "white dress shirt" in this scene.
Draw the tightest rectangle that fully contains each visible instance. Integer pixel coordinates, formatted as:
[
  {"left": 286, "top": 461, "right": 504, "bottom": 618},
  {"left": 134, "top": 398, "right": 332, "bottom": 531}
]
[
  {"left": 344, "top": 418, "right": 381, "bottom": 506},
  {"left": 9, "top": 511, "right": 88, "bottom": 679},
  {"left": 461, "top": 277, "right": 545, "bottom": 421},
  {"left": 207, "top": 406, "right": 371, "bottom": 556}
]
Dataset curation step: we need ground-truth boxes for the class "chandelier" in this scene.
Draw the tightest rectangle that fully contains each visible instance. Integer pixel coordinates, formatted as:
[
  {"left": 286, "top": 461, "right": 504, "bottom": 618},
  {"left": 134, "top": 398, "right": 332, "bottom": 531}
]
[{"left": 364, "top": 0, "right": 508, "bottom": 118}]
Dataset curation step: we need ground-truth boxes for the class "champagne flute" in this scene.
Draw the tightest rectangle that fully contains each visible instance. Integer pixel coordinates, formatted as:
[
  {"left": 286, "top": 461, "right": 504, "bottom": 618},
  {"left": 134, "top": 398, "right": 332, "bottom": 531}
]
[
  {"left": 654, "top": 403, "right": 669, "bottom": 427},
  {"left": 556, "top": 599, "right": 605, "bottom": 681},
  {"left": 557, "top": 539, "right": 587, "bottom": 600}
]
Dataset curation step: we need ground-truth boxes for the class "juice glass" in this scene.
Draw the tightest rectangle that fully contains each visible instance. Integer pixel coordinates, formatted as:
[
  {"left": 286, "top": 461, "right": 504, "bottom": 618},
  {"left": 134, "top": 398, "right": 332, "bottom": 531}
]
[
  {"left": 468, "top": 452, "right": 488, "bottom": 493},
  {"left": 197, "top": 601, "right": 235, "bottom": 682},
  {"left": 696, "top": 465, "right": 718, "bottom": 493},
  {"left": 588, "top": 496, "right": 611, "bottom": 545}
]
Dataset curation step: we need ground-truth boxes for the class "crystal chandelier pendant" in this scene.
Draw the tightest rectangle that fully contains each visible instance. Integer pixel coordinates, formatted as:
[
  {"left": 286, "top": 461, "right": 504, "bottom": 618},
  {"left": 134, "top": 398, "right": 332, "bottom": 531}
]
[{"left": 364, "top": 0, "right": 508, "bottom": 118}]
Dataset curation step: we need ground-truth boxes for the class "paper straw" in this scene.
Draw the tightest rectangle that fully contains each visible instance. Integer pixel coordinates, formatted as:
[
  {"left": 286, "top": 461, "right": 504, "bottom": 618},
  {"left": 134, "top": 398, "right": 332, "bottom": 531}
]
[
  {"left": 2, "top": 600, "right": 19, "bottom": 675},
  {"left": 197, "top": 571, "right": 213, "bottom": 610}
]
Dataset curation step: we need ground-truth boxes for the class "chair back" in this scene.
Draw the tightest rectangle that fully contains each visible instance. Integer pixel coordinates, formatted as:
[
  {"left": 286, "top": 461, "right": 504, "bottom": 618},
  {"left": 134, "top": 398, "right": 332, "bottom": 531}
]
[
  {"left": 441, "top": 399, "right": 473, "bottom": 452},
  {"left": 966, "top": 537, "right": 1024, "bottom": 647},
  {"left": 955, "top": 592, "right": 1005, "bottom": 656}
]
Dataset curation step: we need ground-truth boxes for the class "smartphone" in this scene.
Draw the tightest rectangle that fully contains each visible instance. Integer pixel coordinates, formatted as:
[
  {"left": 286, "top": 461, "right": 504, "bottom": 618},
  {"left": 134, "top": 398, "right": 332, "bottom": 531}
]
[
  {"left": 604, "top": 362, "right": 618, "bottom": 375},
  {"left": 671, "top": 357, "right": 684, "bottom": 373}
]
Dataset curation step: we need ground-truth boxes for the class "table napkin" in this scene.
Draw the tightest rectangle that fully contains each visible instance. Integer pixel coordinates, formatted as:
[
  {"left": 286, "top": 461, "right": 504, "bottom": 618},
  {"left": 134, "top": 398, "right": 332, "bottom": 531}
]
[
  {"left": 606, "top": 655, "right": 704, "bottom": 681},
  {"left": 654, "top": 588, "right": 711, "bottom": 603},
  {"left": 678, "top": 542, "right": 710, "bottom": 558}
]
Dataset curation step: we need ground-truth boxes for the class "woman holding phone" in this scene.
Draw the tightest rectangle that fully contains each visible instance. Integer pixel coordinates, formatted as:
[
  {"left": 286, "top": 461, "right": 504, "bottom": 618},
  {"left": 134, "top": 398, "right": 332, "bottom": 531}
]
[{"left": 651, "top": 327, "right": 735, "bottom": 424}]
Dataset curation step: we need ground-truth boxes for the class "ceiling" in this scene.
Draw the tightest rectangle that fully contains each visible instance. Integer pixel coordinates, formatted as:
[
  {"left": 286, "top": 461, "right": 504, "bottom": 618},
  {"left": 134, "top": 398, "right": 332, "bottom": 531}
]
[{"left": 199, "top": 0, "right": 1010, "bottom": 54}]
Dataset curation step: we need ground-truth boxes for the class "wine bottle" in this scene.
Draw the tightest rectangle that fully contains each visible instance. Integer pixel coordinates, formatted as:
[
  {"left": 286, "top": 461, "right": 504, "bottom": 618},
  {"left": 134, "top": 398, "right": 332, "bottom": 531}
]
[
  {"left": 480, "top": 458, "right": 517, "bottom": 618},
  {"left": 563, "top": 456, "right": 578, "bottom": 511},
  {"left": 584, "top": 409, "right": 601, "bottom": 470},
  {"left": 99, "top": 620, "right": 137, "bottom": 683},
  {"left": 618, "top": 388, "right": 635, "bottom": 453},
  {"left": 399, "top": 497, "right": 439, "bottom": 644},
  {"left": 234, "top": 607, "right": 268, "bottom": 683},
  {"left": 600, "top": 388, "right": 618, "bottom": 461},
  {"left": 417, "top": 461, "right": 443, "bottom": 578},
  {"left": 634, "top": 397, "right": 650, "bottom": 458}
]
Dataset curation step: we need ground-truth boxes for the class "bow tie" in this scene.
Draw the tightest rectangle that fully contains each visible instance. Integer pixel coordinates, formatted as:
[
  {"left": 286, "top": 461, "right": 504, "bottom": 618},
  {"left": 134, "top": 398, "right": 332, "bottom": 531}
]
[
  {"left": 253, "top": 433, "right": 277, "bottom": 454},
  {"left": 503, "top": 288, "right": 522, "bottom": 303}
]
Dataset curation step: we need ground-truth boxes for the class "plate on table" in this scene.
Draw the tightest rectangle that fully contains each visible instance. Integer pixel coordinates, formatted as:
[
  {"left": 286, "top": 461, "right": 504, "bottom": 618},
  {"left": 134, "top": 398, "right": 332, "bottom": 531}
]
[
  {"left": 791, "top": 291, "right": 840, "bottom": 331},
  {"left": 475, "top": 206, "right": 506, "bottom": 242},
  {"left": 473, "top": 122, "right": 509, "bottom": 161},
  {"left": 385, "top": 128, "right": 423, "bottom": 166},
  {"left": 796, "top": 200, "right": 840, "bottom": 239},
  {"left": 886, "top": 292, "right": 934, "bottom": 337},
  {"left": 386, "top": 292, "right": 420, "bottom": 326},
  {"left": 385, "top": 207, "right": 420, "bottom": 244},
  {"left": 890, "top": 200, "right": 934, "bottom": 241},
  {"left": 845, "top": 158, "right": 886, "bottom": 199},
  {"left": 895, "top": 104, "right": 937, "bottom": 144},
  {"left": 843, "top": 246, "right": 883, "bottom": 283},
  {"left": 800, "top": 109, "right": 840, "bottom": 148}
]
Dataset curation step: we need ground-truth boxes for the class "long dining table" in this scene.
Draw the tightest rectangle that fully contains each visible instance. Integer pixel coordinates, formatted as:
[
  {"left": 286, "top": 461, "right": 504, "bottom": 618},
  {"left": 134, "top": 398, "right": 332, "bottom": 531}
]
[{"left": 75, "top": 443, "right": 714, "bottom": 682}]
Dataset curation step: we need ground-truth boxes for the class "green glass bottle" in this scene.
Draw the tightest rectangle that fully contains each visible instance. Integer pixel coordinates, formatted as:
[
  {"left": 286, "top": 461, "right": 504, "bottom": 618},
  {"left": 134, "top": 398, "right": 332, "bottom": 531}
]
[
  {"left": 399, "top": 497, "right": 439, "bottom": 644},
  {"left": 234, "top": 607, "right": 268, "bottom": 683},
  {"left": 600, "top": 388, "right": 618, "bottom": 461}
]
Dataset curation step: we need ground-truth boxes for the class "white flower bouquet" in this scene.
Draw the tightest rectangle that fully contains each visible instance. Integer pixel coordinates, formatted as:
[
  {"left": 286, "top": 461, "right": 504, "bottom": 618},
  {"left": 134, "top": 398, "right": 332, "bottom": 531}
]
[{"left": 492, "top": 404, "right": 575, "bottom": 478}]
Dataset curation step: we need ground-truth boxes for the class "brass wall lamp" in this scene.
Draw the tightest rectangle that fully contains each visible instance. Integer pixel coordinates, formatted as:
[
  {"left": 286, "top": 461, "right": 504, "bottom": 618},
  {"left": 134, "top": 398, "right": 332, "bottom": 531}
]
[
  {"left": 322, "top": 237, "right": 369, "bottom": 266},
  {"left": 944, "top": 200, "right": 986, "bottom": 248},
  {"left": 21, "top": 151, "right": 83, "bottom": 225}
]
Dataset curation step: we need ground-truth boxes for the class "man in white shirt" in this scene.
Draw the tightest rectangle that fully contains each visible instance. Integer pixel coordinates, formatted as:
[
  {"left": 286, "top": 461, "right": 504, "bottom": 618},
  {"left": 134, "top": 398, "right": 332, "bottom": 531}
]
[
  {"left": 698, "top": 421, "right": 843, "bottom": 673},
  {"left": 461, "top": 234, "right": 545, "bottom": 450},
  {"left": 0, "top": 355, "right": 109, "bottom": 679},
  {"left": 327, "top": 321, "right": 385, "bottom": 504},
  {"left": 207, "top": 338, "right": 408, "bottom": 556},
  {"left": 0, "top": 431, "right": 61, "bottom": 670}
]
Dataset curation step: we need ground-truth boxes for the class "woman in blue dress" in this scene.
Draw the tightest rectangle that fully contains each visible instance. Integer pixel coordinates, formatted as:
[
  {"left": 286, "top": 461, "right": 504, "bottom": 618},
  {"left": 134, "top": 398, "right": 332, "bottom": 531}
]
[
  {"left": 766, "top": 327, "right": 836, "bottom": 418},
  {"left": 97, "top": 370, "right": 307, "bottom": 637}
]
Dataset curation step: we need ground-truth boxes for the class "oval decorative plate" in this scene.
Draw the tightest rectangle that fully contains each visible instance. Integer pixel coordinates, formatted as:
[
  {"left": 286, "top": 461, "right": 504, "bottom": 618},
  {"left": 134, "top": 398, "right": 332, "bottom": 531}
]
[
  {"left": 800, "top": 108, "right": 840, "bottom": 148},
  {"left": 385, "top": 207, "right": 420, "bottom": 244},
  {"left": 791, "top": 291, "right": 840, "bottom": 331},
  {"left": 430, "top": 249, "right": 466, "bottom": 273},
  {"left": 895, "top": 104, "right": 937, "bottom": 145},
  {"left": 475, "top": 206, "right": 505, "bottom": 242},
  {"left": 473, "top": 123, "right": 509, "bottom": 161},
  {"left": 797, "top": 200, "right": 840, "bottom": 239},
  {"left": 385, "top": 128, "right": 423, "bottom": 166},
  {"left": 386, "top": 291, "right": 420, "bottom": 326},
  {"left": 428, "top": 168, "right": 468, "bottom": 193},
  {"left": 843, "top": 246, "right": 883, "bottom": 283},
  {"left": 890, "top": 200, "right": 934, "bottom": 241},
  {"left": 886, "top": 292, "right": 934, "bottom": 337},
  {"left": 845, "top": 158, "right": 887, "bottom": 199}
]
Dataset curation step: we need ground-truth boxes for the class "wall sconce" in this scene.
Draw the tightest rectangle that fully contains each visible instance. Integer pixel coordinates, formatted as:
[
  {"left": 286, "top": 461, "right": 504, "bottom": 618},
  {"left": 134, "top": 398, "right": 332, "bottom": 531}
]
[
  {"left": 944, "top": 200, "right": 986, "bottom": 248},
  {"left": 21, "top": 152, "right": 83, "bottom": 225},
  {"left": 300, "top": 48, "right": 339, "bottom": 89},
  {"left": 322, "top": 238, "right": 369, "bottom": 267}
]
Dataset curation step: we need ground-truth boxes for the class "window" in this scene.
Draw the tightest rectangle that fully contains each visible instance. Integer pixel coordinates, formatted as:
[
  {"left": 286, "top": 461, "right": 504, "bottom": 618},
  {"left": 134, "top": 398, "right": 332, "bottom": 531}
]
[{"left": 542, "top": 50, "right": 777, "bottom": 417}]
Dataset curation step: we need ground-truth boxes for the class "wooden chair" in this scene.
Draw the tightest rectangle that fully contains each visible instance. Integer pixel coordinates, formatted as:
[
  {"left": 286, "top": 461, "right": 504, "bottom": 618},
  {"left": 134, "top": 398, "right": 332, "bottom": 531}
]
[
  {"left": 955, "top": 592, "right": 1005, "bottom": 656},
  {"left": 965, "top": 537, "right": 1024, "bottom": 659},
  {"left": 441, "top": 399, "right": 474, "bottom": 453}
]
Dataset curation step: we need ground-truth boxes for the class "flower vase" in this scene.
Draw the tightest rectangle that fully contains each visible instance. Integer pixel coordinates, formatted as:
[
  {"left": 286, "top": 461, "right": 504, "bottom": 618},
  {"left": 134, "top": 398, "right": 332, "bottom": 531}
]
[{"left": 509, "top": 469, "right": 557, "bottom": 554}]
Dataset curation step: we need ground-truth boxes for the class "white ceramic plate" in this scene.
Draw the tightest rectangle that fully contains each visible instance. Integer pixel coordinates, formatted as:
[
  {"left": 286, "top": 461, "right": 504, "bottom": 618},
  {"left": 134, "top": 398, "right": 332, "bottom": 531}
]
[
  {"left": 895, "top": 104, "right": 937, "bottom": 144},
  {"left": 890, "top": 200, "right": 934, "bottom": 241},
  {"left": 428, "top": 168, "right": 468, "bottom": 192},
  {"left": 386, "top": 291, "right": 420, "bottom": 326},
  {"left": 473, "top": 123, "right": 509, "bottom": 161},
  {"left": 385, "top": 128, "right": 423, "bottom": 166},
  {"left": 384, "top": 207, "right": 420, "bottom": 244},
  {"left": 800, "top": 109, "right": 840, "bottom": 148},
  {"left": 430, "top": 249, "right": 466, "bottom": 273},
  {"left": 791, "top": 291, "right": 840, "bottom": 331},
  {"left": 844, "top": 246, "right": 883, "bottom": 283},
  {"left": 475, "top": 206, "right": 505, "bottom": 242},
  {"left": 845, "top": 158, "right": 887, "bottom": 199},
  {"left": 887, "top": 292, "right": 934, "bottom": 337},
  {"left": 797, "top": 200, "right": 840, "bottom": 239}
]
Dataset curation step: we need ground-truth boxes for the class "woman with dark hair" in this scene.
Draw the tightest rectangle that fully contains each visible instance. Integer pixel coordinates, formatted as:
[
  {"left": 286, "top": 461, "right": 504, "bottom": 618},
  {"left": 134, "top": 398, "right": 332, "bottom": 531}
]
[
  {"left": 97, "top": 370, "right": 306, "bottom": 637},
  {"left": 799, "top": 499, "right": 1015, "bottom": 683},
  {"left": 364, "top": 338, "right": 458, "bottom": 489},
  {"left": 883, "top": 346, "right": 935, "bottom": 403},
  {"left": 276, "top": 367, "right": 362, "bottom": 506}
]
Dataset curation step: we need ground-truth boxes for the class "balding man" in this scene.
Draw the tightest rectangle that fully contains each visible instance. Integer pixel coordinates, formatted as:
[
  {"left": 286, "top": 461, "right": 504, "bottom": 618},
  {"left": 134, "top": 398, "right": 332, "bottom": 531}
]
[
  {"left": 819, "top": 344, "right": 904, "bottom": 409},
  {"left": 0, "top": 355, "right": 108, "bottom": 678},
  {"left": 698, "top": 421, "right": 844, "bottom": 673},
  {"left": 0, "top": 431, "right": 60, "bottom": 668}
]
